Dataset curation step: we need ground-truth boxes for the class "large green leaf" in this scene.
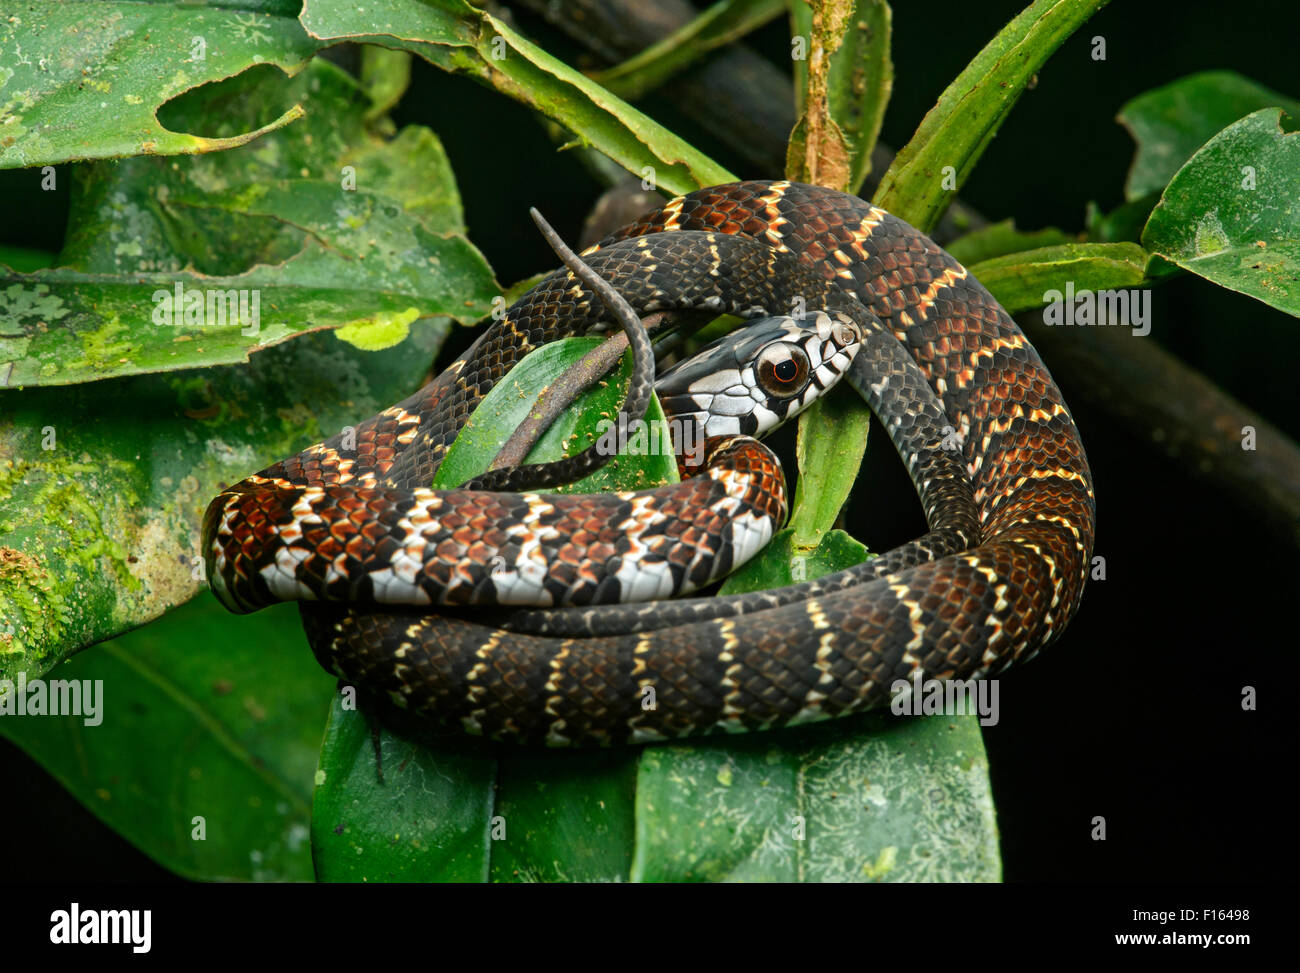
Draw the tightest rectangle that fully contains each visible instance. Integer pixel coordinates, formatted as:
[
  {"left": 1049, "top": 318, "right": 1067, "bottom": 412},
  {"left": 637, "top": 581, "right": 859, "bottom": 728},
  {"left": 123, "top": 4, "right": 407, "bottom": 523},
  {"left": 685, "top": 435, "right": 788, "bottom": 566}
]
[
  {"left": 632, "top": 529, "right": 998, "bottom": 882},
  {"left": 874, "top": 0, "right": 1110, "bottom": 233},
  {"left": 488, "top": 750, "right": 638, "bottom": 882},
  {"left": 0, "top": 62, "right": 497, "bottom": 388},
  {"left": 631, "top": 713, "right": 998, "bottom": 882},
  {"left": 0, "top": 59, "right": 476, "bottom": 673},
  {"left": 1083, "top": 72, "right": 1297, "bottom": 248},
  {"left": 0, "top": 0, "right": 321, "bottom": 169},
  {"left": 298, "top": 0, "right": 736, "bottom": 196},
  {"left": 1142, "top": 109, "right": 1300, "bottom": 317},
  {"left": 312, "top": 704, "right": 497, "bottom": 882},
  {"left": 0, "top": 322, "right": 450, "bottom": 680},
  {"left": 0, "top": 596, "right": 334, "bottom": 881},
  {"left": 1118, "top": 71, "right": 1300, "bottom": 202}
]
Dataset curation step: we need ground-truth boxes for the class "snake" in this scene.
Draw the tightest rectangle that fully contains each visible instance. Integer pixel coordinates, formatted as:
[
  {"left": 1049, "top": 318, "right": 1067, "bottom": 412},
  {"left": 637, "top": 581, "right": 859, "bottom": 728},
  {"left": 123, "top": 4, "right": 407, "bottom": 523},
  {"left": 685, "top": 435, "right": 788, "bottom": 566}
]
[{"left": 203, "top": 181, "right": 1096, "bottom": 747}]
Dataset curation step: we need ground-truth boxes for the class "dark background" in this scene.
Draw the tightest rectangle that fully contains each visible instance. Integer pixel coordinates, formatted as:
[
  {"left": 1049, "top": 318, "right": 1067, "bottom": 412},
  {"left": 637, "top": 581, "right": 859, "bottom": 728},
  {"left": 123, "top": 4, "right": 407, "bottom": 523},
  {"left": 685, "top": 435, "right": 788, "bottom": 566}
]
[{"left": 2, "top": 0, "right": 1292, "bottom": 882}]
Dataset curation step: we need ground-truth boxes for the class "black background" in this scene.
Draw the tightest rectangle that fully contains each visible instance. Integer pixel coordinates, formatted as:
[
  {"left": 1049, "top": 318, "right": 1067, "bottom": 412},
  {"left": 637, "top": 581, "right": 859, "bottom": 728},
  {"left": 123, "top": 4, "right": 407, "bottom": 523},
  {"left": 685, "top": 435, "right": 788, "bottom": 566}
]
[{"left": 2, "top": 0, "right": 1292, "bottom": 884}]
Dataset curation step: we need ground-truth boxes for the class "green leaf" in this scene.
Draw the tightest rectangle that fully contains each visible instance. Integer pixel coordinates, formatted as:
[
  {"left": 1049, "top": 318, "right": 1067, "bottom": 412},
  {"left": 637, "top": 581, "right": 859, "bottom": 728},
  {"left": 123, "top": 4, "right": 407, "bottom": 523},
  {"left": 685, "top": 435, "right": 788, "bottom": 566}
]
[
  {"left": 298, "top": 0, "right": 736, "bottom": 196},
  {"left": 946, "top": 219, "right": 1076, "bottom": 266},
  {"left": 968, "top": 241, "right": 1168, "bottom": 314},
  {"left": 360, "top": 46, "right": 414, "bottom": 122},
  {"left": 1118, "top": 71, "right": 1300, "bottom": 202},
  {"left": 488, "top": 751, "right": 638, "bottom": 882},
  {"left": 57, "top": 60, "right": 372, "bottom": 275},
  {"left": 593, "top": 0, "right": 786, "bottom": 102},
  {"left": 718, "top": 528, "right": 868, "bottom": 596},
  {"left": 0, "top": 59, "right": 478, "bottom": 673},
  {"left": 874, "top": 0, "right": 1110, "bottom": 232},
  {"left": 789, "top": 385, "right": 872, "bottom": 546},
  {"left": 1142, "top": 109, "right": 1300, "bottom": 317},
  {"left": 631, "top": 714, "right": 999, "bottom": 882},
  {"left": 311, "top": 336, "right": 676, "bottom": 883},
  {"left": 0, "top": 1, "right": 321, "bottom": 169},
  {"left": 0, "top": 324, "right": 450, "bottom": 680},
  {"left": 311, "top": 702, "right": 496, "bottom": 882},
  {"left": 787, "top": 0, "right": 893, "bottom": 194},
  {"left": 432, "top": 337, "right": 678, "bottom": 494},
  {"left": 0, "top": 63, "right": 498, "bottom": 388},
  {"left": 0, "top": 597, "right": 335, "bottom": 881},
  {"left": 0, "top": 189, "right": 495, "bottom": 387}
]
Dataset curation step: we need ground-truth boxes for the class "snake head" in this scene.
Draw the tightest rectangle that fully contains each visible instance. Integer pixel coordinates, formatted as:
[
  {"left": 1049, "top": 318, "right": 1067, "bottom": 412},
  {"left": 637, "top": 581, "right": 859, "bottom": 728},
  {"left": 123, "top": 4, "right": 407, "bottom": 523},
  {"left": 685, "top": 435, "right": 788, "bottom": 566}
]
[{"left": 656, "top": 310, "right": 861, "bottom": 443}]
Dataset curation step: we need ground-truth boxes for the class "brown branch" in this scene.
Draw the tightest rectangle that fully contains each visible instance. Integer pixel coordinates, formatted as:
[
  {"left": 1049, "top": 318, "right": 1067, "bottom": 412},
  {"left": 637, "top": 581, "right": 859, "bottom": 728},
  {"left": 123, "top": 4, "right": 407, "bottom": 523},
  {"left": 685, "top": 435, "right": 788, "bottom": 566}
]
[{"left": 1020, "top": 310, "right": 1300, "bottom": 548}]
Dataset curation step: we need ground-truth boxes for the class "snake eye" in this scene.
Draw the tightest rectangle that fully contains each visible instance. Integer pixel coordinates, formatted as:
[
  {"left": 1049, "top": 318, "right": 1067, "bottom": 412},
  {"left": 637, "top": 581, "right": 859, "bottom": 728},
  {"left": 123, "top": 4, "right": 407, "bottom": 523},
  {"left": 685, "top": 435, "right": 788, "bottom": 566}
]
[{"left": 755, "top": 343, "right": 811, "bottom": 399}]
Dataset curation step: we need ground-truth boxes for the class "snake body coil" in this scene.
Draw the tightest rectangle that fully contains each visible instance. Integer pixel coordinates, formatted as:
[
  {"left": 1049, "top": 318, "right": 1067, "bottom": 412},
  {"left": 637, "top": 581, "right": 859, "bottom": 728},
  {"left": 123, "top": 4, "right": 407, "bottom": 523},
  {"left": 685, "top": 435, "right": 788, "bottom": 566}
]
[{"left": 205, "top": 181, "right": 1096, "bottom": 747}]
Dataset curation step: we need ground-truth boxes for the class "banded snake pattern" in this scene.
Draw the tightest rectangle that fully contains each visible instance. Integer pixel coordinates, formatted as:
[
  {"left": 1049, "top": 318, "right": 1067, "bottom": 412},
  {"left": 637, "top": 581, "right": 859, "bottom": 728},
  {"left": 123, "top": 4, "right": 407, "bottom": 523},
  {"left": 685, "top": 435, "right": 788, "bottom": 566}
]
[{"left": 203, "top": 181, "right": 1096, "bottom": 747}]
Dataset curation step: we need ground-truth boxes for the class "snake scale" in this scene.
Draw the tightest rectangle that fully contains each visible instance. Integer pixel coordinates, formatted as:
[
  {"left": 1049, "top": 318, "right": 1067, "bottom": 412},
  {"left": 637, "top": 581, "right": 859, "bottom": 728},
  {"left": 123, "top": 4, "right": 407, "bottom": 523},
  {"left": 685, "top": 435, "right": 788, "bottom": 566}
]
[{"left": 204, "top": 181, "right": 1096, "bottom": 747}]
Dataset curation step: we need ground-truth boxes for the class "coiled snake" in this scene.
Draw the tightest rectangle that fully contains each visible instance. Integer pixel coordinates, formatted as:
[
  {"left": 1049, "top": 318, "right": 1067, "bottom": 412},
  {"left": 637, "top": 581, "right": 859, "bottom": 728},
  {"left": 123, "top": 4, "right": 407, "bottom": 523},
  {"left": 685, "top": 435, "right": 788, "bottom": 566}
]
[{"left": 204, "top": 181, "right": 1096, "bottom": 746}]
